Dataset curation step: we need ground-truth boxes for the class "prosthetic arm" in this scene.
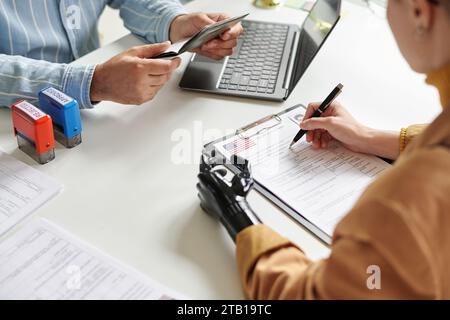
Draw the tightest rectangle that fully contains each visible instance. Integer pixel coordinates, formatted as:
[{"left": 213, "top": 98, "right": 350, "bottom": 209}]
[{"left": 197, "top": 153, "right": 261, "bottom": 242}]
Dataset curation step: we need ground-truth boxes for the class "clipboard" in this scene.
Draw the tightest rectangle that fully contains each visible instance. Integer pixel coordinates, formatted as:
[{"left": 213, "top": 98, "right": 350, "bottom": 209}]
[{"left": 202, "top": 104, "right": 333, "bottom": 245}]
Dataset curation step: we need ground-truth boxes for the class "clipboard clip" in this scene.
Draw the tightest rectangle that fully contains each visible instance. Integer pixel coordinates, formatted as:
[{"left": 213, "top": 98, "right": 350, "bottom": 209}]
[{"left": 236, "top": 114, "right": 282, "bottom": 139}]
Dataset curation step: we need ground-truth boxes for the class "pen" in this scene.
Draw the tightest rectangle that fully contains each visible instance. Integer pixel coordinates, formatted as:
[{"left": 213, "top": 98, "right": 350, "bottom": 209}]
[{"left": 289, "top": 83, "right": 344, "bottom": 149}]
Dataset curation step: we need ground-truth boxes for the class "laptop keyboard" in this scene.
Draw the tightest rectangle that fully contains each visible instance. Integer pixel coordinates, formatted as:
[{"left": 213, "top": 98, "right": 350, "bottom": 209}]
[{"left": 218, "top": 21, "right": 289, "bottom": 94}]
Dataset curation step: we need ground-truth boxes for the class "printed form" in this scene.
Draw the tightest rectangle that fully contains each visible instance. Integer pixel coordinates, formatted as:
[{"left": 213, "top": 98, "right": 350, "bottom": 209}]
[
  {"left": 215, "top": 107, "right": 391, "bottom": 236},
  {"left": 0, "top": 219, "right": 184, "bottom": 300},
  {"left": 0, "top": 150, "right": 62, "bottom": 236}
]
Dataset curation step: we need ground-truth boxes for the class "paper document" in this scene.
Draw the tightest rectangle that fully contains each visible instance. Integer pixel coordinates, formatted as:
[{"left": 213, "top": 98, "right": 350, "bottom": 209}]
[
  {"left": 0, "top": 219, "right": 184, "bottom": 300},
  {"left": 0, "top": 150, "right": 62, "bottom": 236},
  {"left": 215, "top": 107, "right": 390, "bottom": 236}
]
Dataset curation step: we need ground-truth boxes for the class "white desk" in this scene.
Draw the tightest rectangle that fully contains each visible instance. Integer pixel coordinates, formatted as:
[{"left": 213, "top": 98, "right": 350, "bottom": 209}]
[{"left": 0, "top": 0, "right": 441, "bottom": 299}]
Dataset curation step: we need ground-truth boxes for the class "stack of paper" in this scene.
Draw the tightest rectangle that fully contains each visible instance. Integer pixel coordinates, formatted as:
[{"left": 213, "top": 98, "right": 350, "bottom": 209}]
[
  {"left": 0, "top": 150, "right": 62, "bottom": 236},
  {"left": 0, "top": 219, "right": 183, "bottom": 300},
  {"left": 0, "top": 150, "right": 183, "bottom": 300}
]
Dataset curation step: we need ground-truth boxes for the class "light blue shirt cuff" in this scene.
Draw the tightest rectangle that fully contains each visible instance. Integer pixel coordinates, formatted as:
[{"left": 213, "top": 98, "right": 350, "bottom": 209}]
[
  {"left": 156, "top": 9, "right": 187, "bottom": 43},
  {"left": 61, "top": 64, "right": 97, "bottom": 109}
]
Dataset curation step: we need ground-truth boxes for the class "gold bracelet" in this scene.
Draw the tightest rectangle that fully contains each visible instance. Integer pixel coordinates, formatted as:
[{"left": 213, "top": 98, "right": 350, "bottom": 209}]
[{"left": 399, "top": 128, "right": 407, "bottom": 153}]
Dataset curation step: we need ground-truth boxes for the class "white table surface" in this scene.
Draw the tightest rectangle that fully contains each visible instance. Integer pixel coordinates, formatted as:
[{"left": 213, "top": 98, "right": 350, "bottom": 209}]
[{"left": 0, "top": 0, "right": 441, "bottom": 299}]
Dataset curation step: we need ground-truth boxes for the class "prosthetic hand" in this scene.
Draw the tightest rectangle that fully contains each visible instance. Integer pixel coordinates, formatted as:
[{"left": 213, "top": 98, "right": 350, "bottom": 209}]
[{"left": 197, "top": 153, "right": 261, "bottom": 242}]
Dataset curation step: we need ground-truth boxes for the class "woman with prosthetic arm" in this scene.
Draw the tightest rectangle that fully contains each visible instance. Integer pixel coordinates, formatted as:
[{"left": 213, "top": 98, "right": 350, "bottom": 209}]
[{"left": 198, "top": 0, "right": 450, "bottom": 299}]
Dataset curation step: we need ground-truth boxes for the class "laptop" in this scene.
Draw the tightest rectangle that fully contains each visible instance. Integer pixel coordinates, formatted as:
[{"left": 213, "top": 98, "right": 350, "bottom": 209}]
[{"left": 179, "top": 0, "right": 342, "bottom": 101}]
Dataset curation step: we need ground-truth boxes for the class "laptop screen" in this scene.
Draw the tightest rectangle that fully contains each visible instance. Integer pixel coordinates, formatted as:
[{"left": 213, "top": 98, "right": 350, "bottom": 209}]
[{"left": 291, "top": 0, "right": 341, "bottom": 87}]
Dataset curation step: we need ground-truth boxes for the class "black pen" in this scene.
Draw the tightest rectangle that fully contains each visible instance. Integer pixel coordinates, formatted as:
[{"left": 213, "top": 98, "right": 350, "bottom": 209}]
[{"left": 289, "top": 83, "right": 344, "bottom": 149}]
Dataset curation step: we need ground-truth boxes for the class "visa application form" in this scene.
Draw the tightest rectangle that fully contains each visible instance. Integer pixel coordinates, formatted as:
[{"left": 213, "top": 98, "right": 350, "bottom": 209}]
[
  {"left": 0, "top": 219, "right": 184, "bottom": 300},
  {"left": 214, "top": 107, "right": 391, "bottom": 237},
  {"left": 0, "top": 150, "right": 62, "bottom": 236}
]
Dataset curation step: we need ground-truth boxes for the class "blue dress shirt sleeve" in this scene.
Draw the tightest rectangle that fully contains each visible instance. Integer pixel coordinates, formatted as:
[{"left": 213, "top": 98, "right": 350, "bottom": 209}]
[
  {"left": 107, "top": 0, "right": 187, "bottom": 43},
  {"left": 0, "top": 54, "right": 96, "bottom": 109}
]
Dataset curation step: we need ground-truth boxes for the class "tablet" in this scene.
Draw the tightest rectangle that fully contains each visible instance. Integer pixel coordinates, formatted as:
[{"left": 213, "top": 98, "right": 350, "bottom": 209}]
[{"left": 151, "top": 13, "right": 249, "bottom": 60}]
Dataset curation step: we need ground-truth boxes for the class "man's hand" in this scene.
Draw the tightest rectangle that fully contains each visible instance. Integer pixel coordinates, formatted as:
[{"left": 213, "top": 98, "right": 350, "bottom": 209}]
[
  {"left": 90, "top": 42, "right": 181, "bottom": 105},
  {"left": 170, "top": 13, "right": 244, "bottom": 60}
]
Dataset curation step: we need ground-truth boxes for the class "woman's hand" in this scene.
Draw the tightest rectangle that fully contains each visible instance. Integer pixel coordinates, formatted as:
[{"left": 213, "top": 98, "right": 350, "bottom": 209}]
[
  {"left": 300, "top": 101, "right": 401, "bottom": 160},
  {"left": 170, "top": 13, "right": 243, "bottom": 60}
]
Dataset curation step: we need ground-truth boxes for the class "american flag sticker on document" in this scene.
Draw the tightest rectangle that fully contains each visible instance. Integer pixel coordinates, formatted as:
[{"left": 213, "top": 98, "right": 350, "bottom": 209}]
[{"left": 223, "top": 138, "right": 256, "bottom": 155}]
